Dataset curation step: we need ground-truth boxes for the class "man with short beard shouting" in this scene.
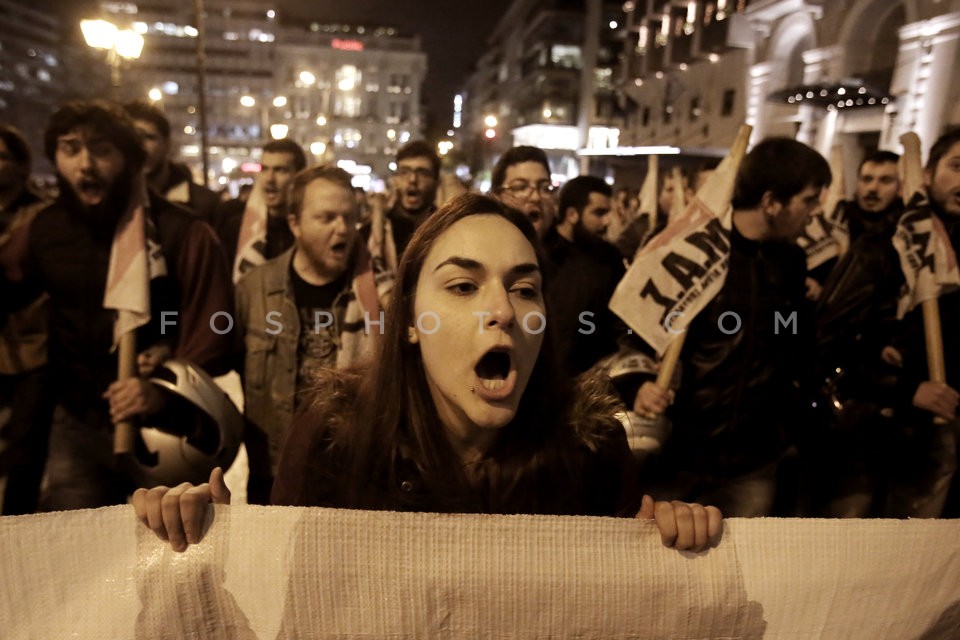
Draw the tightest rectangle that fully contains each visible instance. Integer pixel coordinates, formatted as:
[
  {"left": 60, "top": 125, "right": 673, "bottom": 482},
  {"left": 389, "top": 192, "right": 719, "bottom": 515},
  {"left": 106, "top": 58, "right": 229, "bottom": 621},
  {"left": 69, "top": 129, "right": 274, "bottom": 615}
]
[{"left": 3, "top": 100, "right": 233, "bottom": 510}]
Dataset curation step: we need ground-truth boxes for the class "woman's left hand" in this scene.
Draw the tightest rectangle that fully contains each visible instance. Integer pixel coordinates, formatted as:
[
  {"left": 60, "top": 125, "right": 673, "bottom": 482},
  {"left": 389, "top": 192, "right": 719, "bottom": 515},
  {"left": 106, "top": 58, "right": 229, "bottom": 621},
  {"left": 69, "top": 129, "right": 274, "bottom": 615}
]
[{"left": 636, "top": 494, "right": 723, "bottom": 551}]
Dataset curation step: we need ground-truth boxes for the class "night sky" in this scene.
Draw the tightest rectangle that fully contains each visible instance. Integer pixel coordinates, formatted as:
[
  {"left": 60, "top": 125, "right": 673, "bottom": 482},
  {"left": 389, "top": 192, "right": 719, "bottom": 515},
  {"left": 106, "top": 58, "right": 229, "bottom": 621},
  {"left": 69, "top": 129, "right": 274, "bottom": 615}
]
[{"left": 278, "top": 1, "right": 514, "bottom": 140}]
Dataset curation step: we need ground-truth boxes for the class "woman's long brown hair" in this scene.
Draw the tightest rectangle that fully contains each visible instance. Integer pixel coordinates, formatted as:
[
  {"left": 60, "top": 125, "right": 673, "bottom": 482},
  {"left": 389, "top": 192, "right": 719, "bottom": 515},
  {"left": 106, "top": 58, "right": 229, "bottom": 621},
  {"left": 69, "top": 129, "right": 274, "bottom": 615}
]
[{"left": 300, "top": 192, "right": 621, "bottom": 513}]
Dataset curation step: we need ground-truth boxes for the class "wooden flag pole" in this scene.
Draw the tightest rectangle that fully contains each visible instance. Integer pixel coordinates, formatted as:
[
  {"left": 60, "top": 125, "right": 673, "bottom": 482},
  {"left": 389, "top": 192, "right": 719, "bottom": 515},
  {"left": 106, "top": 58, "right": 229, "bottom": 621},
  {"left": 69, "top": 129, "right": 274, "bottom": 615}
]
[
  {"left": 900, "top": 131, "right": 948, "bottom": 424},
  {"left": 656, "top": 124, "right": 752, "bottom": 389},
  {"left": 825, "top": 145, "right": 847, "bottom": 257},
  {"left": 670, "top": 166, "right": 686, "bottom": 219},
  {"left": 114, "top": 330, "right": 137, "bottom": 454}
]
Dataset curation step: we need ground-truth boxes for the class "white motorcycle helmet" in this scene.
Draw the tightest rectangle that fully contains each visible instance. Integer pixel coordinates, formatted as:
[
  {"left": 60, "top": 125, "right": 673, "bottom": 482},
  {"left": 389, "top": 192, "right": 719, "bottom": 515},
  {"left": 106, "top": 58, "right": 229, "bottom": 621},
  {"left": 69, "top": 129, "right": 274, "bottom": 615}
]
[
  {"left": 125, "top": 359, "right": 242, "bottom": 488},
  {"left": 605, "top": 351, "right": 674, "bottom": 461}
]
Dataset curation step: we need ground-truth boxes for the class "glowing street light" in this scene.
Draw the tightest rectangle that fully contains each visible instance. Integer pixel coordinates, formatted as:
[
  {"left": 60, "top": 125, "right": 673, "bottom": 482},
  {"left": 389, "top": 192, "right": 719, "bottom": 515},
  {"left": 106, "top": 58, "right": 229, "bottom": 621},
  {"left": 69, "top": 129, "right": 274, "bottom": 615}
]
[
  {"left": 484, "top": 114, "right": 498, "bottom": 128},
  {"left": 148, "top": 87, "right": 162, "bottom": 102},
  {"left": 240, "top": 95, "right": 256, "bottom": 108},
  {"left": 81, "top": 18, "right": 144, "bottom": 90},
  {"left": 80, "top": 20, "right": 118, "bottom": 50},
  {"left": 299, "top": 71, "right": 316, "bottom": 86},
  {"left": 114, "top": 29, "right": 145, "bottom": 59},
  {"left": 270, "top": 124, "right": 289, "bottom": 140},
  {"left": 272, "top": 95, "right": 288, "bottom": 108}
]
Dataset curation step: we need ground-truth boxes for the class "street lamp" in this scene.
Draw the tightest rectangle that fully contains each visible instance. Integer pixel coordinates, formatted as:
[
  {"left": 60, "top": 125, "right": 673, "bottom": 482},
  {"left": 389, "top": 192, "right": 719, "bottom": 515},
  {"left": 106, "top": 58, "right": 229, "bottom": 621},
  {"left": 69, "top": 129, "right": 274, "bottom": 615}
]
[{"left": 80, "top": 19, "right": 144, "bottom": 90}]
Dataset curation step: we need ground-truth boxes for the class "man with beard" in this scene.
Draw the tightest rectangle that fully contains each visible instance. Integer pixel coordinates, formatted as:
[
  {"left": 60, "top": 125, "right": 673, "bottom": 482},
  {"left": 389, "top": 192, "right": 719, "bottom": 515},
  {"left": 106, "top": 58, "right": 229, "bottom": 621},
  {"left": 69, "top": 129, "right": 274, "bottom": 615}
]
[
  {"left": 541, "top": 175, "right": 625, "bottom": 377},
  {"left": 490, "top": 146, "right": 557, "bottom": 240},
  {"left": 632, "top": 138, "right": 829, "bottom": 517},
  {"left": 124, "top": 101, "right": 220, "bottom": 222},
  {"left": 4, "top": 100, "right": 232, "bottom": 509},
  {"left": 235, "top": 165, "right": 392, "bottom": 503},
  {"left": 362, "top": 140, "right": 439, "bottom": 275},
  {"left": 883, "top": 129, "right": 960, "bottom": 518},
  {"left": 214, "top": 138, "right": 307, "bottom": 280},
  {"left": 812, "top": 151, "right": 906, "bottom": 517}
]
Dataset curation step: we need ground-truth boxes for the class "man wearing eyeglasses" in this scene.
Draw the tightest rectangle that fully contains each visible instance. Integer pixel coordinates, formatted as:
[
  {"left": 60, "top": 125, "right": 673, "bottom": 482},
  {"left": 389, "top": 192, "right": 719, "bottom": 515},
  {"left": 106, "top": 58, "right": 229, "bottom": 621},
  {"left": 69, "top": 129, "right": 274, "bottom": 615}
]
[
  {"left": 490, "top": 146, "right": 557, "bottom": 239},
  {"left": 363, "top": 140, "right": 439, "bottom": 274}
]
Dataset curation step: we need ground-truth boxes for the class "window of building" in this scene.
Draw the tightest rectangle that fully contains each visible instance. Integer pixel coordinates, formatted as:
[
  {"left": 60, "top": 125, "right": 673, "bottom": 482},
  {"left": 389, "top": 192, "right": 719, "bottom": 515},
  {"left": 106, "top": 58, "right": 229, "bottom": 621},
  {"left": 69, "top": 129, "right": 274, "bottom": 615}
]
[
  {"left": 690, "top": 96, "right": 701, "bottom": 121},
  {"left": 335, "top": 94, "right": 363, "bottom": 118},
  {"left": 387, "top": 73, "right": 407, "bottom": 94},
  {"left": 721, "top": 89, "right": 735, "bottom": 116},
  {"left": 594, "top": 67, "right": 614, "bottom": 91},
  {"left": 337, "top": 65, "right": 360, "bottom": 92},
  {"left": 550, "top": 44, "right": 582, "bottom": 69},
  {"left": 335, "top": 128, "right": 362, "bottom": 149},
  {"left": 387, "top": 101, "right": 408, "bottom": 124}
]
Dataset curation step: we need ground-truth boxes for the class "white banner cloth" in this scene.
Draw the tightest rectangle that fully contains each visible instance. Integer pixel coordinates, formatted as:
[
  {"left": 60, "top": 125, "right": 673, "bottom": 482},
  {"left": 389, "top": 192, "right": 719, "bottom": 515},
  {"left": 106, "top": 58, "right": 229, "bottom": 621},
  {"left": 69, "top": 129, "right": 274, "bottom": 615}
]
[{"left": 2, "top": 506, "right": 959, "bottom": 639}]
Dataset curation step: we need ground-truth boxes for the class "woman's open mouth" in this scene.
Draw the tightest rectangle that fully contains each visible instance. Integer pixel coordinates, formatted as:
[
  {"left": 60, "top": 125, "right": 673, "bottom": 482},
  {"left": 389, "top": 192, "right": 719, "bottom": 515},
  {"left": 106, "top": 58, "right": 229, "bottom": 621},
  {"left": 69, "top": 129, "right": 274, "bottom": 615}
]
[{"left": 473, "top": 347, "right": 517, "bottom": 401}]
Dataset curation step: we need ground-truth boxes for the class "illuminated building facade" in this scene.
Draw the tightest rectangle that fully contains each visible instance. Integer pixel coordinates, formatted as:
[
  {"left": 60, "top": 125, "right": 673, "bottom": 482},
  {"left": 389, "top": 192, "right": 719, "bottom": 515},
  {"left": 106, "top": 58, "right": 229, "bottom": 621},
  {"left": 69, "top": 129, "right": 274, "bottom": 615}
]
[
  {"left": 460, "top": 0, "right": 627, "bottom": 185},
  {"left": 618, "top": 0, "right": 960, "bottom": 179},
  {"left": 98, "top": 0, "right": 425, "bottom": 190}
]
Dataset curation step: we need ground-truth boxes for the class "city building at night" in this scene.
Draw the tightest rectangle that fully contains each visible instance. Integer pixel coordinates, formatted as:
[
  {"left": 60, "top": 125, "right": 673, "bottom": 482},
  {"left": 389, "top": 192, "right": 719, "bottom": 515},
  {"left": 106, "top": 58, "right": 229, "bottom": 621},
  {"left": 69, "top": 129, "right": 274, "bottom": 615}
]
[
  {"left": 92, "top": 0, "right": 425, "bottom": 191},
  {"left": 617, "top": 0, "right": 960, "bottom": 185},
  {"left": 276, "top": 21, "right": 427, "bottom": 189},
  {"left": 460, "top": 0, "right": 627, "bottom": 186},
  {"left": 457, "top": 0, "right": 959, "bottom": 188},
  {"left": 0, "top": 0, "right": 89, "bottom": 174}
]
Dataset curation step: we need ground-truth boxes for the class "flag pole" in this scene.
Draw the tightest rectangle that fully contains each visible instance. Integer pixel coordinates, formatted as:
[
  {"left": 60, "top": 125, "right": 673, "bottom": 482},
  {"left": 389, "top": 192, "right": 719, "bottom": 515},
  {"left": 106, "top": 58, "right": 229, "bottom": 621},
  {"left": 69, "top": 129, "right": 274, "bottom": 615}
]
[
  {"left": 655, "top": 124, "right": 752, "bottom": 389},
  {"left": 113, "top": 330, "right": 137, "bottom": 454},
  {"left": 900, "top": 132, "right": 947, "bottom": 424},
  {"left": 825, "top": 145, "right": 847, "bottom": 258},
  {"left": 670, "top": 166, "right": 686, "bottom": 219}
]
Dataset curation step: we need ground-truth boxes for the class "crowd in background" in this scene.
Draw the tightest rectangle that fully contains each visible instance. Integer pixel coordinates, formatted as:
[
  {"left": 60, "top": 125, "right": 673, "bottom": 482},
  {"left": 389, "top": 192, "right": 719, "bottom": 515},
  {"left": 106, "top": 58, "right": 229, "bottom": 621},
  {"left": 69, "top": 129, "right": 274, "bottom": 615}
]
[{"left": 1, "top": 98, "right": 959, "bottom": 525}]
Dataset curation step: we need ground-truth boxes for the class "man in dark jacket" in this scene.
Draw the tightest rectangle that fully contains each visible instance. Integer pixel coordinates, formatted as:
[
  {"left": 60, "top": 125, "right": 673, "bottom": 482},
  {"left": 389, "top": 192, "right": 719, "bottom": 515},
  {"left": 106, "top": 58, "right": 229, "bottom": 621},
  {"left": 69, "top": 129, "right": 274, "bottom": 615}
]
[
  {"left": 214, "top": 138, "right": 307, "bottom": 281},
  {"left": 884, "top": 129, "right": 960, "bottom": 518},
  {"left": 542, "top": 175, "right": 624, "bottom": 377},
  {"left": 6, "top": 100, "right": 233, "bottom": 509},
  {"left": 124, "top": 101, "right": 220, "bottom": 222},
  {"left": 632, "top": 137, "right": 830, "bottom": 516},
  {"left": 812, "top": 151, "right": 905, "bottom": 517}
]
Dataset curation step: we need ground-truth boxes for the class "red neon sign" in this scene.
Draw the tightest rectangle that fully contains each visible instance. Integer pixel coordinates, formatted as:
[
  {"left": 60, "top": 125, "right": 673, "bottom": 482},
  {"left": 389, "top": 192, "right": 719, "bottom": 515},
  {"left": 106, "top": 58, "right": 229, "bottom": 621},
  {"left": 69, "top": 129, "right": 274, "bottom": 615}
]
[{"left": 332, "top": 38, "right": 364, "bottom": 51}]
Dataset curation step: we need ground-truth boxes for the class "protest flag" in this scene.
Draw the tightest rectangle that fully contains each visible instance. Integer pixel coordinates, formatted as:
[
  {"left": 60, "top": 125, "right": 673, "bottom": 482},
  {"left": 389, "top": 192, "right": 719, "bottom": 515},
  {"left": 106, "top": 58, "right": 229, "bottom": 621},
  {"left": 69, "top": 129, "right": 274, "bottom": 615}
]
[
  {"left": 669, "top": 166, "right": 686, "bottom": 221},
  {"left": 232, "top": 177, "right": 269, "bottom": 283},
  {"left": 610, "top": 125, "right": 751, "bottom": 388},
  {"left": 797, "top": 145, "right": 849, "bottom": 269},
  {"left": 103, "top": 175, "right": 167, "bottom": 453},
  {"left": 628, "top": 154, "right": 660, "bottom": 256},
  {"left": 893, "top": 133, "right": 960, "bottom": 423}
]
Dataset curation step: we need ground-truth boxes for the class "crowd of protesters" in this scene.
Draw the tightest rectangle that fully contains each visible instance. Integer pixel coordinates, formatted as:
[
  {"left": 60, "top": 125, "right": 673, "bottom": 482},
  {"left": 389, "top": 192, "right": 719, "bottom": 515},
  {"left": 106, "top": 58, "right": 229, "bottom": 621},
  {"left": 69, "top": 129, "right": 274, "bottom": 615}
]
[{"left": 0, "top": 97, "right": 958, "bottom": 532}]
